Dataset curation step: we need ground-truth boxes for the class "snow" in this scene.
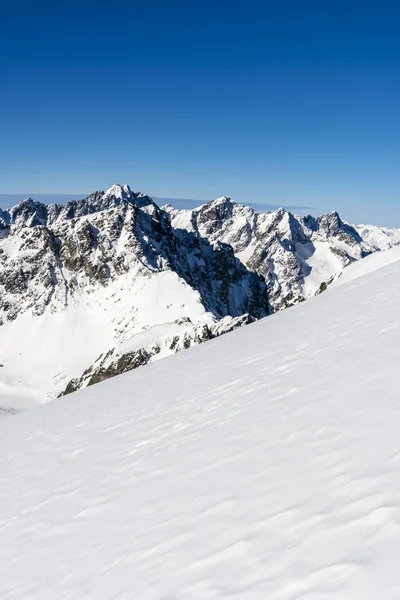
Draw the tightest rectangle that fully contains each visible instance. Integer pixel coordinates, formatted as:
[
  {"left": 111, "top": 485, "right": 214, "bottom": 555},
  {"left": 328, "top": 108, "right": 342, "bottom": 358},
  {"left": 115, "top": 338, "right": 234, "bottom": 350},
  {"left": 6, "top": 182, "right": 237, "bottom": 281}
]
[
  {"left": 235, "top": 240, "right": 257, "bottom": 264},
  {"left": 0, "top": 391, "right": 37, "bottom": 418},
  {"left": 356, "top": 223, "right": 400, "bottom": 250},
  {"left": 167, "top": 196, "right": 400, "bottom": 312},
  {"left": 1, "top": 258, "right": 400, "bottom": 598},
  {"left": 102, "top": 183, "right": 130, "bottom": 200},
  {"left": 1, "top": 187, "right": 271, "bottom": 407},
  {"left": 296, "top": 241, "right": 343, "bottom": 297},
  {"left": 163, "top": 207, "right": 196, "bottom": 232},
  {"left": 332, "top": 245, "right": 400, "bottom": 288},
  {"left": 0, "top": 269, "right": 210, "bottom": 405}
]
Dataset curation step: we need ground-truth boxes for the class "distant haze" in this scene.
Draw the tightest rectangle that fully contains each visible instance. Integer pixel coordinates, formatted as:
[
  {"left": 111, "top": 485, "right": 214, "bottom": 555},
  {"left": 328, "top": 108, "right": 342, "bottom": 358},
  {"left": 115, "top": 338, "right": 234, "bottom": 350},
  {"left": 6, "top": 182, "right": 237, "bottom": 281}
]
[
  {"left": 0, "top": 194, "right": 85, "bottom": 209},
  {"left": 152, "top": 197, "right": 317, "bottom": 215},
  {"left": 0, "top": 194, "right": 316, "bottom": 216}
]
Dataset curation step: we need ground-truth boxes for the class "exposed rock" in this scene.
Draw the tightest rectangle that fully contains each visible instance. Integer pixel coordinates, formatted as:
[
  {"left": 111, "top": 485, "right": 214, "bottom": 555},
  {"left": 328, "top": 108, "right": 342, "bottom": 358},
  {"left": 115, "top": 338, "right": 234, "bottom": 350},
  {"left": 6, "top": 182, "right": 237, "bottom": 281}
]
[
  {"left": 0, "top": 186, "right": 269, "bottom": 325},
  {"left": 166, "top": 199, "right": 400, "bottom": 311},
  {"left": 2, "top": 184, "right": 400, "bottom": 399},
  {"left": 59, "top": 314, "right": 257, "bottom": 396}
]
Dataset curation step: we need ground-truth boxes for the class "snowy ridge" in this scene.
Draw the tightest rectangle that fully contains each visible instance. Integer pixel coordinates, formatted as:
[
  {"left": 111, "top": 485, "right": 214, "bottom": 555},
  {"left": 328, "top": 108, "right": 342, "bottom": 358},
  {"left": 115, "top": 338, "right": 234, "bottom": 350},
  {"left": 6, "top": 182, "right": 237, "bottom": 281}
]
[
  {"left": 166, "top": 199, "right": 400, "bottom": 309},
  {"left": 59, "top": 314, "right": 255, "bottom": 396},
  {"left": 355, "top": 223, "right": 400, "bottom": 250},
  {"left": 1, "top": 257, "right": 400, "bottom": 598},
  {"left": 332, "top": 245, "right": 400, "bottom": 287}
]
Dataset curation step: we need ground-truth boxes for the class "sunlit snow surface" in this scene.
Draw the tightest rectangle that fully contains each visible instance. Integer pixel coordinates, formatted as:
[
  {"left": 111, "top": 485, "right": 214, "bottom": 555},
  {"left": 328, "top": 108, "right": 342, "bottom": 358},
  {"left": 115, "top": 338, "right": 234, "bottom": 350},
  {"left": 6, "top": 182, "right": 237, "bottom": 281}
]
[
  {"left": 0, "top": 269, "right": 211, "bottom": 405},
  {"left": 332, "top": 245, "right": 400, "bottom": 288},
  {"left": 1, "top": 257, "right": 400, "bottom": 599}
]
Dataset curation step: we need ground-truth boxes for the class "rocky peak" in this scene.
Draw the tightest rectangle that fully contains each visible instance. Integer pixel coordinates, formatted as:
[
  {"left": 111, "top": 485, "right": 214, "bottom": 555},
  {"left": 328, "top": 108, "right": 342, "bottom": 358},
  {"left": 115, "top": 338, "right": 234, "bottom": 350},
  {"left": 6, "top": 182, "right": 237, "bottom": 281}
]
[
  {"left": 301, "top": 214, "right": 319, "bottom": 233},
  {"left": 100, "top": 184, "right": 154, "bottom": 209},
  {"left": 0, "top": 185, "right": 160, "bottom": 233},
  {"left": 261, "top": 209, "right": 309, "bottom": 246},
  {"left": 102, "top": 183, "right": 132, "bottom": 200},
  {"left": 57, "top": 185, "right": 156, "bottom": 223},
  {"left": 195, "top": 197, "right": 235, "bottom": 228},
  {"left": 317, "top": 211, "right": 343, "bottom": 235},
  {"left": 191, "top": 197, "right": 257, "bottom": 254},
  {"left": 168, "top": 196, "right": 400, "bottom": 311},
  {"left": 6, "top": 198, "right": 59, "bottom": 229},
  {"left": 317, "top": 211, "right": 363, "bottom": 246}
]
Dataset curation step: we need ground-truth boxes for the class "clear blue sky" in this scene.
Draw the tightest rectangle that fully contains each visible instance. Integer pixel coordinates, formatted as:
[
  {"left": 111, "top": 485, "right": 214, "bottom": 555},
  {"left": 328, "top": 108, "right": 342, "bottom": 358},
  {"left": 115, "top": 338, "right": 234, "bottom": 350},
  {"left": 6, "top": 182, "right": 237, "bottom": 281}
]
[{"left": 1, "top": 0, "right": 399, "bottom": 225}]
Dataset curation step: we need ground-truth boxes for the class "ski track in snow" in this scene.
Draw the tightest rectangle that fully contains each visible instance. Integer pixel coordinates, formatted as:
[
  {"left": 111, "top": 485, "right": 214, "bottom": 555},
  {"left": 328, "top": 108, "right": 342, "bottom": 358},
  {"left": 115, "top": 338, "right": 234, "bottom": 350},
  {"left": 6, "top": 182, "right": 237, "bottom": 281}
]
[{"left": 1, "top": 258, "right": 400, "bottom": 598}]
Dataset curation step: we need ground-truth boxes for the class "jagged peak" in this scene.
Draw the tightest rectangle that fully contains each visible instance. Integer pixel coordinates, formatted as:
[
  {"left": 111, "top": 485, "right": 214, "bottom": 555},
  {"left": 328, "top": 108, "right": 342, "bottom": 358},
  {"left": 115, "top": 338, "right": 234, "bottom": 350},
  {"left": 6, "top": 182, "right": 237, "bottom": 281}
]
[
  {"left": 301, "top": 213, "right": 319, "bottom": 232},
  {"left": 214, "top": 196, "right": 232, "bottom": 204},
  {"left": 197, "top": 196, "right": 233, "bottom": 211},
  {"left": 199, "top": 196, "right": 257, "bottom": 217},
  {"left": 12, "top": 196, "right": 35, "bottom": 206},
  {"left": 264, "top": 206, "right": 293, "bottom": 225},
  {"left": 273, "top": 206, "right": 286, "bottom": 215},
  {"left": 101, "top": 184, "right": 155, "bottom": 211},
  {"left": 9, "top": 196, "right": 45, "bottom": 213},
  {"left": 102, "top": 183, "right": 132, "bottom": 201},
  {"left": 265, "top": 208, "right": 309, "bottom": 244},
  {"left": 59, "top": 185, "right": 157, "bottom": 222},
  {"left": 122, "top": 183, "right": 132, "bottom": 195},
  {"left": 318, "top": 210, "right": 344, "bottom": 224},
  {"left": 317, "top": 210, "right": 344, "bottom": 228},
  {"left": 6, "top": 197, "right": 56, "bottom": 228},
  {"left": 0, "top": 185, "right": 157, "bottom": 230}
]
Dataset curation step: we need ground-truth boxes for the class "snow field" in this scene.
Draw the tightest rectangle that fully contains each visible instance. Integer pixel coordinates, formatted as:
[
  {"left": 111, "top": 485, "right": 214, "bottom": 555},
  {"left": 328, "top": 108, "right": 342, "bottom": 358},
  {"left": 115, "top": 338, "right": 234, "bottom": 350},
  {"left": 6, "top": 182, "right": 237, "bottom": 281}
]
[{"left": 0, "top": 257, "right": 400, "bottom": 597}]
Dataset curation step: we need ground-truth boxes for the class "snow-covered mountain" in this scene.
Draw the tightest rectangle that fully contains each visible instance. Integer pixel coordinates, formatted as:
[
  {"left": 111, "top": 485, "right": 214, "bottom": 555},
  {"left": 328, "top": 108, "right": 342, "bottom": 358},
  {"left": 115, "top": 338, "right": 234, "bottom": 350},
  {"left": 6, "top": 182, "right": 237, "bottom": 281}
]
[
  {"left": 0, "top": 185, "right": 268, "bottom": 323},
  {"left": 1, "top": 184, "right": 399, "bottom": 404},
  {"left": 166, "top": 197, "right": 400, "bottom": 309},
  {"left": 1, "top": 252, "right": 400, "bottom": 598},
  {"left": 0, "top": 184, "right": 267, "bottom": 404}
]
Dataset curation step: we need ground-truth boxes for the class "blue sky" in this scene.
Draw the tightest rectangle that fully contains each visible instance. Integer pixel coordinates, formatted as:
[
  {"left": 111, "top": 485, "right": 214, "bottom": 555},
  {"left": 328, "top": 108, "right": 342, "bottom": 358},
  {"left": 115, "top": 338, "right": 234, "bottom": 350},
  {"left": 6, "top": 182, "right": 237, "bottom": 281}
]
[{"left": 1, "top": 0, "right": 399, "bottom": 225}]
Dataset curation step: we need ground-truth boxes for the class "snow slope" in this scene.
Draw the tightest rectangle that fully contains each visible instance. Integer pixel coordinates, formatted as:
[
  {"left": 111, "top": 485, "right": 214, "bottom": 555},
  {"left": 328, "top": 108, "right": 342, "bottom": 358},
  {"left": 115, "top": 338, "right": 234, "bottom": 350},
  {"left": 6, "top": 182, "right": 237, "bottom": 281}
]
[
  {"left": 355, "top": 223, "right": 400, "bottom": 250},
  {"left": 1, "top": 257, "right": 400, "bottom": 598},
  {"left": 0, "top": 269, "right": 212, "bottom": 403},
  {"left": 332, "top": 245, "right": 400, "bottom": 288}
]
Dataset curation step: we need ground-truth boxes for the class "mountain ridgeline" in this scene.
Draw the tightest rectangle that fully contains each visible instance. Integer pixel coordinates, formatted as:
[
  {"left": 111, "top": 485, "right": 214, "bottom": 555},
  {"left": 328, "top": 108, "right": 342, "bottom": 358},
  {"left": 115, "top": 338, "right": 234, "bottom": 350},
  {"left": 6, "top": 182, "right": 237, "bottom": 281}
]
[
  {"left": 165, "top": 198, "right": 400, "bottom": 309},
  {"left": 0, "top": 184, "right": 399, "bottom": 399},
  {"left": 0, "top": 185, "right": 267, "bottom": 324}
]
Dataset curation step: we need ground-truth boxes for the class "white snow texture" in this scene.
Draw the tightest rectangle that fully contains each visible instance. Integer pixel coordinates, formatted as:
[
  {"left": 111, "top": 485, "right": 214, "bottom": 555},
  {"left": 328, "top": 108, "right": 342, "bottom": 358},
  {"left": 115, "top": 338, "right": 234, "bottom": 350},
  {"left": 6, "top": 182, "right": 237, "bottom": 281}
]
[{"left": 1, "top": 253, "right": 400, "bottom": 599}]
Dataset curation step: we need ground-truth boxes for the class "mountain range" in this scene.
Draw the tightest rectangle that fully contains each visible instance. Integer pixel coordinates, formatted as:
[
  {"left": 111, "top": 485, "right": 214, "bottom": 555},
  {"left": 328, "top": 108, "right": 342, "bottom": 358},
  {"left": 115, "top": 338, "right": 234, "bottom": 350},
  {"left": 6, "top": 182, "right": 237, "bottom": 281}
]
[{"left": 1, "top": 183, "right": 399, "bottom": 405}]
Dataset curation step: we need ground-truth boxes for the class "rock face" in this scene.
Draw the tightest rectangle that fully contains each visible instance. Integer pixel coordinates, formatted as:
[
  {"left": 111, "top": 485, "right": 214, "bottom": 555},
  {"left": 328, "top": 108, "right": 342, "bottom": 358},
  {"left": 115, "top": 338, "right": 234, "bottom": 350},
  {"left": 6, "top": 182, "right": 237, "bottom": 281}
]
[
  {"left": 166, "top": 198, "right": 400, "bottom": 310},
  {"left": 1, "top": 184, "right": 399, "bottom": 399}
]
